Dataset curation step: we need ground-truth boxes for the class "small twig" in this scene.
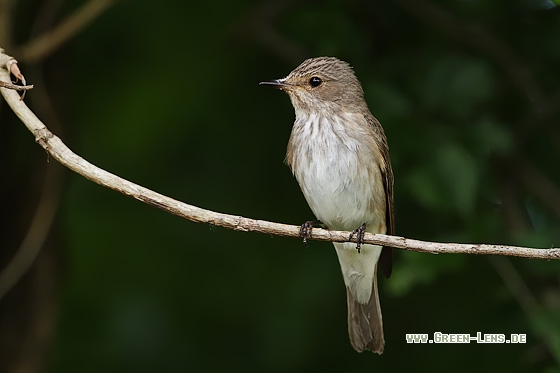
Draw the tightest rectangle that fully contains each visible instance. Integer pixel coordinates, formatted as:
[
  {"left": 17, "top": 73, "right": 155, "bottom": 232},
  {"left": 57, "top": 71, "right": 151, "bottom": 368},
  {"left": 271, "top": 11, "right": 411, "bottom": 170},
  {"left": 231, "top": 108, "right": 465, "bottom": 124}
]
[
  {"left": 0, "top": 80, "right": 34, "bottom": 92},
  {"left": 490, "top": 251, "right": 560, "bottom": 364},
  {"left": 1, "top": 48, "right": 559, "bottom": 261},
  {"left": 0, "top": 50, "right": 33, "bottom": 99},
  {"left": 14, "top": 0, "right": 118, "bottom": 63},
  {"left": 232, "top": 0, "right": 309, "bottom": 65},
  {"left": 489, "top": 257, "right": 539, "bottom": 316}
]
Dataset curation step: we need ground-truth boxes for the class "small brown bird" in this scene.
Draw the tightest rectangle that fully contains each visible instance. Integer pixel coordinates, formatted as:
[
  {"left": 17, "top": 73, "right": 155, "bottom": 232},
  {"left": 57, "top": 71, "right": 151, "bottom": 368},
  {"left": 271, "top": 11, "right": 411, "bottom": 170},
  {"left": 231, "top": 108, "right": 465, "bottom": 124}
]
[{"left": 261, "top": 57, "right": 394, "bottom": 354}]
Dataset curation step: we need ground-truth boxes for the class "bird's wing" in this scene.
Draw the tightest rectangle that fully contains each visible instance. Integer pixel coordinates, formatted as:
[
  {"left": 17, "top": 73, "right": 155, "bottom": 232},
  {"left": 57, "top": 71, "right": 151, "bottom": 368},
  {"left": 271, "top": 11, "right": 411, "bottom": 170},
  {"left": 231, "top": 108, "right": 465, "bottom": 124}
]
[{"left": 367, "top": 114, "right": 394, "bottom": 279}]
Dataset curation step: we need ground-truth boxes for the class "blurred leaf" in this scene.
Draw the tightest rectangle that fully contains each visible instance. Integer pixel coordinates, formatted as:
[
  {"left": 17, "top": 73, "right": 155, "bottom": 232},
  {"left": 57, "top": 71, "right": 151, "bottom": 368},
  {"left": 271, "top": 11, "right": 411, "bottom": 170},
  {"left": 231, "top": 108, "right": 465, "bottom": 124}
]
[
  {"left": 436, "top": 143, "right": 479, "bottom": 217},
  {"left": 531, "top": 308, "right": 560, "bottom": 361},
  {"left": 386, "top": 252, "right": 467, "bottom": 296},
  {"left": 422, "top": 55, "right": 495, "bottom": 117},
  {"left": 405, "top": 142, "right": 478, "bottom": 217},
  {"left": 473, "top": 117, "right": 515, "bottom": 156},
  {"left": 406, "top": 164, "right": 447, "bottom": 212},
  {"left": 365, "top": 79, "right": 411, "bottom": 121}
]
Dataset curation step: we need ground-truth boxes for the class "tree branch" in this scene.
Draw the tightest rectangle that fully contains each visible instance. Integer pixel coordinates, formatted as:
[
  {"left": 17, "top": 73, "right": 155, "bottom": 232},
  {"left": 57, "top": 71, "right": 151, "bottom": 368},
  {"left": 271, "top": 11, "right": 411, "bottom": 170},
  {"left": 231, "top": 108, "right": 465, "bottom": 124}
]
[
  {"left": 393, "top": 0, "right": 544, "bottom": 107},
  {"left": 1, "top": 49, "right": 559, "bottom": 260},
  {"left": 14, "top": 0, "right": 118, "bottom": 64}
]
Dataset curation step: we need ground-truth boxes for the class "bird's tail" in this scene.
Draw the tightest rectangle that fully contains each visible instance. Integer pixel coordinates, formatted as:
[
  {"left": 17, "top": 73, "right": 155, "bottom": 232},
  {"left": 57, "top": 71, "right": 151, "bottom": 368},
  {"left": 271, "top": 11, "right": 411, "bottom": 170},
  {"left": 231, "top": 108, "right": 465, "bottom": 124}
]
[
  {"left": 334, "top": 242, "right": 384, "bottom": 353},
  {"left": 346, "top": 270, "right": 384, "bottom": 354}
]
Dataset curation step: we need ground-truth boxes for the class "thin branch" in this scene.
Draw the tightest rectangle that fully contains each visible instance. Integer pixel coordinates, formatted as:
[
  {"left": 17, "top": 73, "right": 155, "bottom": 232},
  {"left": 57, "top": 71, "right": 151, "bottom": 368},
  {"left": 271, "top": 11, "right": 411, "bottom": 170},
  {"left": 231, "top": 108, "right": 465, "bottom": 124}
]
[
  {"left": 489, "top": 257, "right": 539, "bottom": 316},
  {"left": 232, "top": 0, "right": 310, "bottom": 65},
  {"left": 489, "top": 256, "right": 560, "bottom": 363},
  {"left": 0, "top": 50, "right": 559, "bottom": 261},
  {"left": 0, "top": 80, "right": 34, "bottom": 92},
  {"left": 0, "top": 162, "right": 60, "bottom": 300},
  {"left": 14, "top": 0, "right": 118, "bottom": 64},
  {"left": 0, "top": 50, "right": 33, "bottom": 99},
  {"left": 393, "top": 0, "right": 544, "bottom": 107},
  {"left": 0, "top": 51, "right": 65, "bottom": 301}
]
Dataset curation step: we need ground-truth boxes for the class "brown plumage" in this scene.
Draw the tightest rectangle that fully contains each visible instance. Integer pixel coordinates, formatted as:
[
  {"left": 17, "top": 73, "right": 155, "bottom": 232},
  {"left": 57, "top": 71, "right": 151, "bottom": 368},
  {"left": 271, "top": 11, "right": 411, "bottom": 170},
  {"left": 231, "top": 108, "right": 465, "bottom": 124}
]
[{"left": 261, "top": 57, "right": 394, "bottom": 354}]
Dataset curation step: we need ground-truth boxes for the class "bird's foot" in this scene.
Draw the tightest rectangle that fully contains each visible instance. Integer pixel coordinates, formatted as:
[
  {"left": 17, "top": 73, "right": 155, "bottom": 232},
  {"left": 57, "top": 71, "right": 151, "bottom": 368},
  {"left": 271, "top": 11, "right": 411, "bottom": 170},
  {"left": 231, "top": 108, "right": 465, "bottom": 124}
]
[
  {"left": 349, "top": 223, "right": 367, "bottom": 253},
  {"left": 299, "top": 220, "right": 322, "bottom": 246}
]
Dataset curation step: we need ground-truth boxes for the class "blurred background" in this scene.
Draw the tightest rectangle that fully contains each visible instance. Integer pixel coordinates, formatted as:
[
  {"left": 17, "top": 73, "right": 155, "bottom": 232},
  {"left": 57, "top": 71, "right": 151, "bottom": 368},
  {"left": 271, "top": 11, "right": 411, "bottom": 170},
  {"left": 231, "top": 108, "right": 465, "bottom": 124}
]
[{"left": 1, "top": 0, "right": 560, "bottom": 371}]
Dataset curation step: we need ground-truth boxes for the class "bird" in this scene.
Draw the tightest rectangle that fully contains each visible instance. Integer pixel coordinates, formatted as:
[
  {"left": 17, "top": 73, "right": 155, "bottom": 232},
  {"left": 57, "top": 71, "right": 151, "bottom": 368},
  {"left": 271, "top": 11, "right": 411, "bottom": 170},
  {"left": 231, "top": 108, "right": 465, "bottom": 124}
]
[{"left": 260, "top": 57, "right": 394, "bottom": 354}]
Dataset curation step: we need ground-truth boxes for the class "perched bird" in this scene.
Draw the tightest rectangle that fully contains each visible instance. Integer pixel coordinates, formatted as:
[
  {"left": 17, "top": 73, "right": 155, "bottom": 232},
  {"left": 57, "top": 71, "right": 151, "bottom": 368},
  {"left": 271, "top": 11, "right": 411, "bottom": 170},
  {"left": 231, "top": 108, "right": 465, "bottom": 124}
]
[{"left": 261, "top": 57, "right": 394, "bottom": 354}]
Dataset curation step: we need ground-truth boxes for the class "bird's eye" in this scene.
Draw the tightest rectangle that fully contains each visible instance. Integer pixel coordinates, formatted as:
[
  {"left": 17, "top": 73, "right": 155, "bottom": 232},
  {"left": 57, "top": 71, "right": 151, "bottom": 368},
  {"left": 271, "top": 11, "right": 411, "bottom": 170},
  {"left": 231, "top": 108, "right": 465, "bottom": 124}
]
[{"left": 309, "top": 76, "right": 323, "bottom": 88}]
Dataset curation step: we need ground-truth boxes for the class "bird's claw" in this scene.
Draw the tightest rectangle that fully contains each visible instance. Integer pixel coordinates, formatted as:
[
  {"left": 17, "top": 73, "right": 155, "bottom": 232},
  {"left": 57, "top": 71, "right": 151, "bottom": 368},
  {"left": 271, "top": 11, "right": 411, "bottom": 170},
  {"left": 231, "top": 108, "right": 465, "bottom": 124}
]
[
  {"left": 299, "top": 220, "right": 322, "bottom": 246},
  {"left": 349, "top": 223, "right": 367, "bottom": 253}
]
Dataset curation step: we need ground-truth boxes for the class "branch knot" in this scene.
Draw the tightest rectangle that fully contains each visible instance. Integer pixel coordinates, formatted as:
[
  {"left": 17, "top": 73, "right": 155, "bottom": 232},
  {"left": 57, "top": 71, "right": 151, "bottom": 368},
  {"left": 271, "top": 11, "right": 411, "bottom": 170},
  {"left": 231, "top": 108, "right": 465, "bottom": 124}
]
[{"left": 34, "top": 128, "right": 53, "bottom": 149}]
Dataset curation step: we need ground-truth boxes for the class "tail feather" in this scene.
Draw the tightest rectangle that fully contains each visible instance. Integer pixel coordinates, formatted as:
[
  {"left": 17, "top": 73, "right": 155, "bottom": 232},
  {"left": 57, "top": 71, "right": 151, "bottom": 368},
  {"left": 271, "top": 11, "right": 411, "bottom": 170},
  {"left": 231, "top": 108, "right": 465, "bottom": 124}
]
[{"left": 346, "top": 270, "right": 384, "bottom": 354}]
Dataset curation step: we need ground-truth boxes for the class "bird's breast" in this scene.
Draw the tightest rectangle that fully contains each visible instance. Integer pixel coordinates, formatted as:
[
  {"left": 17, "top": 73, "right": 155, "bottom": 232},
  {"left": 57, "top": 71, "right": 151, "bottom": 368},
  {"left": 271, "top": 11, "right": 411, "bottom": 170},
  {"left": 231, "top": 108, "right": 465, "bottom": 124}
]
[{"left": 287, "top": 112, "right": 386, "bottom": 232}]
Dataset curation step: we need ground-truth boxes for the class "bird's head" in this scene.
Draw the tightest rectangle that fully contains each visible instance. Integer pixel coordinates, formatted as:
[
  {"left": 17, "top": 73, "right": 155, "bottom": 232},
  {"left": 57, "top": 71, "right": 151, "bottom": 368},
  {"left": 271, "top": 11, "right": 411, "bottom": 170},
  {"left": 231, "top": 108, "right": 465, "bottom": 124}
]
[{"left": 260, "top": 57, "right": 366, "bottom": 114}]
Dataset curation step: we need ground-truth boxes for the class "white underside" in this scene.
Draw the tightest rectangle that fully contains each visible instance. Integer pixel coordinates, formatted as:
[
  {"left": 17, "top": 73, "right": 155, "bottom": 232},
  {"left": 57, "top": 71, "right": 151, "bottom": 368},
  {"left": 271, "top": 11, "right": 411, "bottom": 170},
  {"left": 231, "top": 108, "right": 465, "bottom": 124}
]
[
  {"left": 334, "top": 242, "right": 382, "bottom": 304},
  {"left": 291, "top": 113, "right": 381, "bottom": 229},
  {"left": 290, "top": 112, "right": 386, "bottom": 304}
]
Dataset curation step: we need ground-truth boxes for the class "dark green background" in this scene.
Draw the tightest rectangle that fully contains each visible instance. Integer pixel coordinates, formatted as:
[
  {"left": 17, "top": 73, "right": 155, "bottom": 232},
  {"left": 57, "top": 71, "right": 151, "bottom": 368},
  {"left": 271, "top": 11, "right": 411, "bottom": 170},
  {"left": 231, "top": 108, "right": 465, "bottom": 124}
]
[{"left": 2, "top": 0, "right": 560, "bottom": 371}]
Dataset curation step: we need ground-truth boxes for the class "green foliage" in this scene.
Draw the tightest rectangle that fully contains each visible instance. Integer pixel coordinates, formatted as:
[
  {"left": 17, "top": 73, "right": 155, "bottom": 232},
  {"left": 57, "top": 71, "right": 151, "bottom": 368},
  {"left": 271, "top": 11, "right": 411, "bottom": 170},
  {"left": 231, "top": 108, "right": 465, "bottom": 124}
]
[
  {"left": 6, "top": 0, "right": 560, "bottom": 372},
  {"left": 406, "top": 142, "right": 479, "bottom": 217}
]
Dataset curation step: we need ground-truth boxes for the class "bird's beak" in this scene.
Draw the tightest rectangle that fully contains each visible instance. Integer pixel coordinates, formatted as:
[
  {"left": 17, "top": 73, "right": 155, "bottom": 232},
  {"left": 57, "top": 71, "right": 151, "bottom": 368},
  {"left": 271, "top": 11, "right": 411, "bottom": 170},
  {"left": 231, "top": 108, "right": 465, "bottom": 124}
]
[{"left": 259, "top": 78, "right": 290, "bottom": 90}]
